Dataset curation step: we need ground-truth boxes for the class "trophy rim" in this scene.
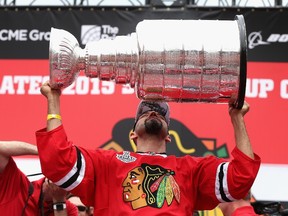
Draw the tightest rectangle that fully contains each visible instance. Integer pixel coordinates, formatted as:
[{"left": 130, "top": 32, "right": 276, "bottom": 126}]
[
  {"left": 235, "top": 14, "right": 247, "bottom": 109},
  {"left": 48, "top": 27, "right": 81, "bottom": 89}
]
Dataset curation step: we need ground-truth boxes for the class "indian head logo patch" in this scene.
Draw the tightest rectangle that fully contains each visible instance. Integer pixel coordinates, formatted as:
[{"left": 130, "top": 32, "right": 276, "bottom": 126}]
[{"left": 122, "top": 163, "right": 180, "bottom": 210}]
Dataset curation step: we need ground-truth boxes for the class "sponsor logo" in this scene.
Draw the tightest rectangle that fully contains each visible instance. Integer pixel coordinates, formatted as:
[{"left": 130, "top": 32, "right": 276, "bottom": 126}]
[
  {"left": 248, "top": 31, "right": 288, "bottom": 49},
  {"left": 0, "top": 29, "right": 50, "bottom": 41},
  {"left": 81, "top": 24, "right": 119, "bottom": 45},
  {"left": 248, "top": 31, "right": 269, "bottom": 49}
]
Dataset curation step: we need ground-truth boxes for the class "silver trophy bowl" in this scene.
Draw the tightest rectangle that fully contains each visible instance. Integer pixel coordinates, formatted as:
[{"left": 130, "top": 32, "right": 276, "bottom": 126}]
[{"left": 49, "top": 15, "right": 247, "bottom": 108}]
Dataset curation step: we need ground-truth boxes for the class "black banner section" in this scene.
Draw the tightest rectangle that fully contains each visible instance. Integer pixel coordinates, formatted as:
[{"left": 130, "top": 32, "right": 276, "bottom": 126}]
[{"left": 0, "top": 7, "right": 287, "bottom": 62}]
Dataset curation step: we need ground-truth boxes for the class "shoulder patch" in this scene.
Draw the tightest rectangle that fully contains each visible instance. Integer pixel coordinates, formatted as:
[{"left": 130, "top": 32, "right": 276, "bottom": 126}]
[{"left": 116, "top": 151, "right": 137, "bottom": 163}]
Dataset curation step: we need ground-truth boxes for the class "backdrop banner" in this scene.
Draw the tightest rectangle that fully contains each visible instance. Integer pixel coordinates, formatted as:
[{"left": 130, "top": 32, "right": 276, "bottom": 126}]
[
  {"left": 1, "top": 7, "right": 288, "bottom": 205},
  {"left": 0, "top": 7, "right": 288, "bottom": 61}
]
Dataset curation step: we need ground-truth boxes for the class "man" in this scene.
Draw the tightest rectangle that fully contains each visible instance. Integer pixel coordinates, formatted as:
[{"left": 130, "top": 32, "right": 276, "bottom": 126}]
[
  {"left": 0, "top": 141, "right": 78, "bottom": 216},
  {"left": 36, "top": 81, "right": 261, "bottom": 215}
]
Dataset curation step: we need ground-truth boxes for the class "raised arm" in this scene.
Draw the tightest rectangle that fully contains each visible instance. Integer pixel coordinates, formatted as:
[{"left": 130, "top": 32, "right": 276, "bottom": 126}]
[
  {"left": 37, "top": 81, "right": 96, "bottom": 206},
  {"left": 229, "top": 101, "right": 254, "bottom": 159},
  {"left": 0, "top": 141, "right": 38, "bottom": 173},
  {"left": 40, "top": 81, "right": 62, "bottom": 131}
]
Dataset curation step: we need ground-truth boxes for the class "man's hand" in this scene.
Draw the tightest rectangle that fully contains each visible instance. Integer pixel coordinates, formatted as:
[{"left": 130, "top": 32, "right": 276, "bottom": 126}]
[
  {"left": 44, "top": 178, "right": 67, "bottom": 203},
  {"left": 229, "top": 101, "right": 250, "bottom": 118},
  {"left": 40, "top": 81, "right": 62, "bottom": 131},
  {"left": 40, "top": 81, "right": 61, "bottom": 100}
]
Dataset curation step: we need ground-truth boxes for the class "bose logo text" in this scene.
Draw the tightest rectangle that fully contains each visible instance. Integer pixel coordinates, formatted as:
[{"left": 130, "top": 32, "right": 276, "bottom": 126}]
[{"left": 0, "top": 29, "right": 50, "bottom": 41}]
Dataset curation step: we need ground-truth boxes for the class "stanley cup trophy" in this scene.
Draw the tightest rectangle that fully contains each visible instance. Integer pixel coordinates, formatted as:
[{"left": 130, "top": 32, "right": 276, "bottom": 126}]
[{"left": 49, "top": 15, "right": 247, "bottom": 108}]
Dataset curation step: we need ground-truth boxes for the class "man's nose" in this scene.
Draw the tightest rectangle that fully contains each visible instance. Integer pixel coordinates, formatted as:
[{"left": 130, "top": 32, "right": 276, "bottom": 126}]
[{"left": 149, "top": 111, "right": 158, "bottom": 116}]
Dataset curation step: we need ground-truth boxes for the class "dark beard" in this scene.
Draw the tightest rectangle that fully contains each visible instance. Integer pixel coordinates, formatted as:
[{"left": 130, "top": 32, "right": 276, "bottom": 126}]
[{"left": 144, "top": 118, "right": 163, "bottom": 135}]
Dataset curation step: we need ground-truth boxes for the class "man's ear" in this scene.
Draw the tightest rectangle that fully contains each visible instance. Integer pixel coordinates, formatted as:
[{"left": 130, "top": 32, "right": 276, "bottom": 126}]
[
  {"left": 165, "top": 133, "right": 171, "bottom": 143},
  {"left": 130, "top": 131, "right": 138, "bottom": 145}
]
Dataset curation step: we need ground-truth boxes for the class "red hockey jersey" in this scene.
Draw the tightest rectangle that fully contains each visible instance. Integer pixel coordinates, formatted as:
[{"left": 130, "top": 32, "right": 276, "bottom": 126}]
[
  {"left": 36, "top": 125, "right": 261, "bottom": 216},
  {"left": 232, "top": 206, "right": 259, "bottom": 216},
  {"left": 0, "top": 157, "right": 78, "bottom": 216}
]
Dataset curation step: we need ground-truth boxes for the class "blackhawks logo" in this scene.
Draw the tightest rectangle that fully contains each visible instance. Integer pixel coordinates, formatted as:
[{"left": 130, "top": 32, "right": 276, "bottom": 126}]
[{"left": 122, "top": 163, "right": 180, "bottom": 210}]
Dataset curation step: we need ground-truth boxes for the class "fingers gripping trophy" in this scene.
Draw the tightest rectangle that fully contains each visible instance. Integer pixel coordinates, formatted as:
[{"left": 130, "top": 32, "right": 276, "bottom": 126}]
[{"left": 49, "top": 15, "right": 247, "bottom": 108}]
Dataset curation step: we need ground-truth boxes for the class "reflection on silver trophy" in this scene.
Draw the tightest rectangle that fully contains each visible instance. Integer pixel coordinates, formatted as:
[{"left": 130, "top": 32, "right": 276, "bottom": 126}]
[{"left": 49, "top": 15, "right": 247, "bottom": 108}]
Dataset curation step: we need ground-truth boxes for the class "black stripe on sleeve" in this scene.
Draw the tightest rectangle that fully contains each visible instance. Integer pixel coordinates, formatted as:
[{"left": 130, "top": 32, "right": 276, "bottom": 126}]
[
  {"left": 218, "top": 163, "right": 232, "bottom": 202},
  {"left": 60, "top": 147, "right": 82, "bottom": 189}
]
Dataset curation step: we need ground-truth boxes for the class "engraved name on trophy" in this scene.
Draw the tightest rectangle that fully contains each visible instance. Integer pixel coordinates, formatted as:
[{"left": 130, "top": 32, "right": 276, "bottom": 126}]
[{"left": 49, "top": 15, "right": 247, "bottom": 108}]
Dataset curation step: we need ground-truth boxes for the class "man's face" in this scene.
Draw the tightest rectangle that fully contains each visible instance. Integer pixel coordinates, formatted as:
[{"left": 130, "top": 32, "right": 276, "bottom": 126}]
[{"left": 135, "top": 111, "right": 168, "bottom": 136}]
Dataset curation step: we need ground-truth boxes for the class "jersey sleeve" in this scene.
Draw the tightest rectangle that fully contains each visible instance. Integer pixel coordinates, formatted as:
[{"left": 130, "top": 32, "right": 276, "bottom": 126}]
[
  {"left": 36, "top": 125, "right": 96, "bottom": 205},
  {"left": 36, "top": 125, "right": 114, "bottom": 207},
  {"left": 194, "top": 147, "right": 261, "bottom": 210},
  {"left": 225, "top": 147, "right": 261, "bottom": 199}
]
